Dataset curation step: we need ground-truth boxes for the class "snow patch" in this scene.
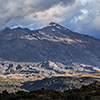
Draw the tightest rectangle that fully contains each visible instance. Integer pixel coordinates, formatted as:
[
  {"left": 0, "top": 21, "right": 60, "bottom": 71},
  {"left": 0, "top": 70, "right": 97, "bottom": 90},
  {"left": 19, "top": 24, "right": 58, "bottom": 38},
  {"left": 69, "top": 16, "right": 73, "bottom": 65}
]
[
  {"left": 58, "top": 31, "right": 66, "bottom": 37},
  {"left": 53, "top": 24, "right": 56, "bottom": 26},
  {"left": 52, "top": 29, "right": 55, "bottom": 31},
  {"left": 56, "top": 26, "right": 60, "bottom": 29}
]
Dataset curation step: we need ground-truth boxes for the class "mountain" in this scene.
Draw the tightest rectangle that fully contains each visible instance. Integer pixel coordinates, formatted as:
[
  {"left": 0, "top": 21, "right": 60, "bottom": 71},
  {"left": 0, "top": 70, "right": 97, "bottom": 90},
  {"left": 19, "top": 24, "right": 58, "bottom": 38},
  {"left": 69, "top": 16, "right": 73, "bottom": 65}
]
[{"left": 0, "top": 22, "right": 100, "bottom": 78}]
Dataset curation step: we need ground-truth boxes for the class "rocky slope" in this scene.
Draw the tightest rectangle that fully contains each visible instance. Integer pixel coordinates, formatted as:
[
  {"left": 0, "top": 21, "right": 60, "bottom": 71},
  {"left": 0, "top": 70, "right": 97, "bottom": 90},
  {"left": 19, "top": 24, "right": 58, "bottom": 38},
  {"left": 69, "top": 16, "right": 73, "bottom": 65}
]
[
  {"left": 21, "top": 74, "right": 100, "bottom": 92},
  {"left": 0, "top": 22, "right": 100, "bottom": 78}
]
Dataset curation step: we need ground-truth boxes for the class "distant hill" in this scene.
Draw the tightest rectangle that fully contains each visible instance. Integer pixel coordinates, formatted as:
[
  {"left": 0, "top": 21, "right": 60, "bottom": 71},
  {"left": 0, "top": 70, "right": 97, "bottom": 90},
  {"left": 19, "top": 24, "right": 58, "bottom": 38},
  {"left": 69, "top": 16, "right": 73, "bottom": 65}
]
[
  {"left": 21, "top": 74, "right": 100, "bottom": 91},
  {"left": 0, "top": 22, "right": 100, "bottom": 78},
  {"left": 1, "top": 81, "right": 100, "bottom": 100},
  {"left": 1, "top": 74, "right": 100, "bottom": 93}
]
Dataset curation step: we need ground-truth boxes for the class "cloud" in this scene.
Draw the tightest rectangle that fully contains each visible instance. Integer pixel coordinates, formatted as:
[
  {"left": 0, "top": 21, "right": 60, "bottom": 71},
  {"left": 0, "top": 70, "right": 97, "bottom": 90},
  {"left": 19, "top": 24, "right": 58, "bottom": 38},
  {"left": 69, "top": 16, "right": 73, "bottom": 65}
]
[
  {"left": 0, "top": 0, "right": 100, "bottom": 38},
  {"left": 62, "top": 0, "right": 100, "bottom": 38},
  {"left": 0, "top": 0, "right": 75, "bottom": 29}
]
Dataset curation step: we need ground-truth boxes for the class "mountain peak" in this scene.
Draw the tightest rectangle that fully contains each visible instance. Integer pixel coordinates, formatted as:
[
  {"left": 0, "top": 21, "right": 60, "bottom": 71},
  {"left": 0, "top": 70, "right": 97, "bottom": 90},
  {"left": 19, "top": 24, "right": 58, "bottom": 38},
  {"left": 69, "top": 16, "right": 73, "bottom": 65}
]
[
  {"left": 49, "top": 22, "right": 60, "bottom": 26},
  {"left": 48, "top": 22, "right": 68, "bottom": 30}
]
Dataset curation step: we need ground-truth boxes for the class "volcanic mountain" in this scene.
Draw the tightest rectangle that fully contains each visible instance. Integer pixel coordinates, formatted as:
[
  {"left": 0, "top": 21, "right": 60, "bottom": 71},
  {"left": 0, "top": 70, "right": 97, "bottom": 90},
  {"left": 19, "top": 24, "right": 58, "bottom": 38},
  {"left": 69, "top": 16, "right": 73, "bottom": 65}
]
[{"left": 0, "top": 22, "right": 100, "bottom": 78}]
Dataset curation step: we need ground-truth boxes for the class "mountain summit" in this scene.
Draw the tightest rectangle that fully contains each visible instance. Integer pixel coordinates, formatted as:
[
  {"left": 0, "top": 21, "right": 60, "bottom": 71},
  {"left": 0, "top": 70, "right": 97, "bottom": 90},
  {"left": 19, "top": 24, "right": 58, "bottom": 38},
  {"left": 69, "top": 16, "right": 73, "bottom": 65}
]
[{"left": 0, "top": 22, "right": 100, "bottom": 78}]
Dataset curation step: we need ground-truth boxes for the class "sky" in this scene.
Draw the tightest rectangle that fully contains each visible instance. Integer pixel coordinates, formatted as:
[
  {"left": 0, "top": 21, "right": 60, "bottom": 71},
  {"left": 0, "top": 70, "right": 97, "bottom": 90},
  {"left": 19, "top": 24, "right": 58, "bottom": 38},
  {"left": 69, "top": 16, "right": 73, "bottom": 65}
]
[{"left": 0, "top": 0, "right": 100, "bottom": 38}]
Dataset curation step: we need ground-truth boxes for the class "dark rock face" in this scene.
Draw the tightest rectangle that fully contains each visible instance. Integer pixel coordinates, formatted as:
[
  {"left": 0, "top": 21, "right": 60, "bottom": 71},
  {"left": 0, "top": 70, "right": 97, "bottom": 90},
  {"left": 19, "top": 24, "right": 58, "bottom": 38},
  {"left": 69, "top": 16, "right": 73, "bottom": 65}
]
[{"left": 0, "top": 22, "right": 100, "bottom": 77}]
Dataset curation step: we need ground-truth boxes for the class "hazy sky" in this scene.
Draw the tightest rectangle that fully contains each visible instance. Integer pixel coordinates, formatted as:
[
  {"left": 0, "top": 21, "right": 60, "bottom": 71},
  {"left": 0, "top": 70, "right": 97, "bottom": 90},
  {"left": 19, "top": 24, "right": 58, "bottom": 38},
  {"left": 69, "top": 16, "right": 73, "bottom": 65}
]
[{"left": 0, "top": 0, "right": 100, "bottom": 38}]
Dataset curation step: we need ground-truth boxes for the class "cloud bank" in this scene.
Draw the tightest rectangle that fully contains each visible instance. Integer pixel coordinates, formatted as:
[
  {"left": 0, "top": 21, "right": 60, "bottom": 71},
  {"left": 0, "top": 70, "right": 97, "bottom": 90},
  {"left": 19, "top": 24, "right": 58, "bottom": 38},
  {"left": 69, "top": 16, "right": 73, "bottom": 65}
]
[
  {"left": 0, "top": 0, "right": 75, "bottom": 28},
  {"left": 0, "top": 0, "right": 100, "bottom": 38}
]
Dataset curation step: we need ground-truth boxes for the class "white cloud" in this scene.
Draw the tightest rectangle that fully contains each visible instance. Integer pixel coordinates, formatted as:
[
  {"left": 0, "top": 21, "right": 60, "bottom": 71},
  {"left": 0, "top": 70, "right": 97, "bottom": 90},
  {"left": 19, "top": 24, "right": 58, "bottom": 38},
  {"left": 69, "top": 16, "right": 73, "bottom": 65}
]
[
  {"left": 78, "top": 9, "right": 88, "bottom": 20},
  {"left": 0, "top": 0, "right": 75, "bottom": 29},
  {"left": 64, "top": 0, "right": 100, "bottom": 38},
  {"left": 80, "top": 0, "right": 87, "bottom": 5}
]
